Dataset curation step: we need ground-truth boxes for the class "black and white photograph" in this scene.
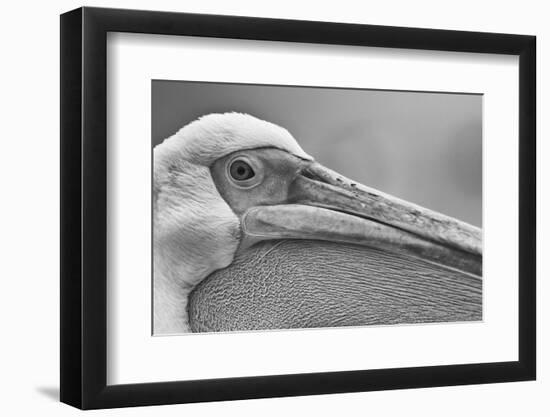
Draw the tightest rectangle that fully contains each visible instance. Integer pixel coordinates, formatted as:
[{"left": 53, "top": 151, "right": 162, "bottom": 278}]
[
  {"left": 52, "top": 4, "right": 538, "bottom": 412},
  {"left": 152, "top": 81, "right": 483, "bottom": 335}
]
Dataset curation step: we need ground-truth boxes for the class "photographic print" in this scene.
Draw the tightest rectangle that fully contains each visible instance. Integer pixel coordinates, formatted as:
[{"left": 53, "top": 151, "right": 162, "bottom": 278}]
[
  {"left": 61, "top": 8, "right": 535, "bottom": 408},
  {"left": 152, "top": 80, "right": 482, "bottom": 335}
]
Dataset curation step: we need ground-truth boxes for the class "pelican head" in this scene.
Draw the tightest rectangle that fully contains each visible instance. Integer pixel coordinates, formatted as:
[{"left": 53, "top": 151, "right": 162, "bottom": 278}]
[{"left": 154, "top": 112, "right": 481, "bottom": 334}]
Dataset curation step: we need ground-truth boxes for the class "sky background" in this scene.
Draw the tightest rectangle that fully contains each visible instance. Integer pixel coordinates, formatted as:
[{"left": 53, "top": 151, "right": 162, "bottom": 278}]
[{"left": 152, "top": 81, "right": 482, "bottom": 226}]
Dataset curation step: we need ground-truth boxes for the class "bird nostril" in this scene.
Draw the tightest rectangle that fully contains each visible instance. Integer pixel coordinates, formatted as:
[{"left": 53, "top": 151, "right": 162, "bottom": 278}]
[{"left": 300, "top": 165, "right": 330, "bottom": 184}]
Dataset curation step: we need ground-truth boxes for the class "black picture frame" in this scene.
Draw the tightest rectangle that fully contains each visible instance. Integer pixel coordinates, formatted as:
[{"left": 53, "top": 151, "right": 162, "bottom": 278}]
[{"left": 60, "top": 6, "right": 536, "bottom": 409}]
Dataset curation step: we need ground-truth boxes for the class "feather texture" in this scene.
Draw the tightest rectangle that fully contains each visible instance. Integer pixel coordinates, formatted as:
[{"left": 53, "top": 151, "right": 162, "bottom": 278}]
[{"left": 153, "top": 113, "right": 310, "bottom": 333}]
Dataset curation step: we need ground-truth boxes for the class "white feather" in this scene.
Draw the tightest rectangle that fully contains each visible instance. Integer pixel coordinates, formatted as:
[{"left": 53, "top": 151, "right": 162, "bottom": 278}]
[
  {"left": 153, "top": 113, "right": 309, "bottom": 334},
  {"left": 154, "top": 112, "right": 311, "bottom": 171}
]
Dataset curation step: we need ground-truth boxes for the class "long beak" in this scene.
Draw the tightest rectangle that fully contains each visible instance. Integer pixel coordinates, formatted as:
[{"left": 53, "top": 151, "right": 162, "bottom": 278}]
[{"left": 239, "top": 162, "right": 482, "bottom": 277}]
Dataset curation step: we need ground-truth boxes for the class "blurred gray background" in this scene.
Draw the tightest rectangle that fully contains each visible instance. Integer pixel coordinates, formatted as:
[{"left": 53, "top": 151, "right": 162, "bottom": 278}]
[{"left": 152, "top": 81, "right": 482, "bottom": 227}]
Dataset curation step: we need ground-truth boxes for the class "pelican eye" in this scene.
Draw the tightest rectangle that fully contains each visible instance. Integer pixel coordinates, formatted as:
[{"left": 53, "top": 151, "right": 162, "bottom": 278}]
[{"left": 229, "top": 159, "right": 255, "bottom": 181}]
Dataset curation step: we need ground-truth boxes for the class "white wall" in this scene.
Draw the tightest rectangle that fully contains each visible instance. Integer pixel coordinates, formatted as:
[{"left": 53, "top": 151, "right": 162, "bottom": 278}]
[{"left": 0, "top": 0, "right": 545, "bottom": 415}]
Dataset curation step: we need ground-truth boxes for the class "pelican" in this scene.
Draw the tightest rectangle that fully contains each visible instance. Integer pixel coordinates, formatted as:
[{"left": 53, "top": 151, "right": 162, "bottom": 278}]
[{"left": 154, "top": 113, "right": 482, "bottom": 334}]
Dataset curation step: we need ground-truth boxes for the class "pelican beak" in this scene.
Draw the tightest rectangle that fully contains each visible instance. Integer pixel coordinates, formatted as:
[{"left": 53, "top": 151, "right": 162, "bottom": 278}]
[{"left": 240, "top": 162, "right": 482, "bottom": 276}]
